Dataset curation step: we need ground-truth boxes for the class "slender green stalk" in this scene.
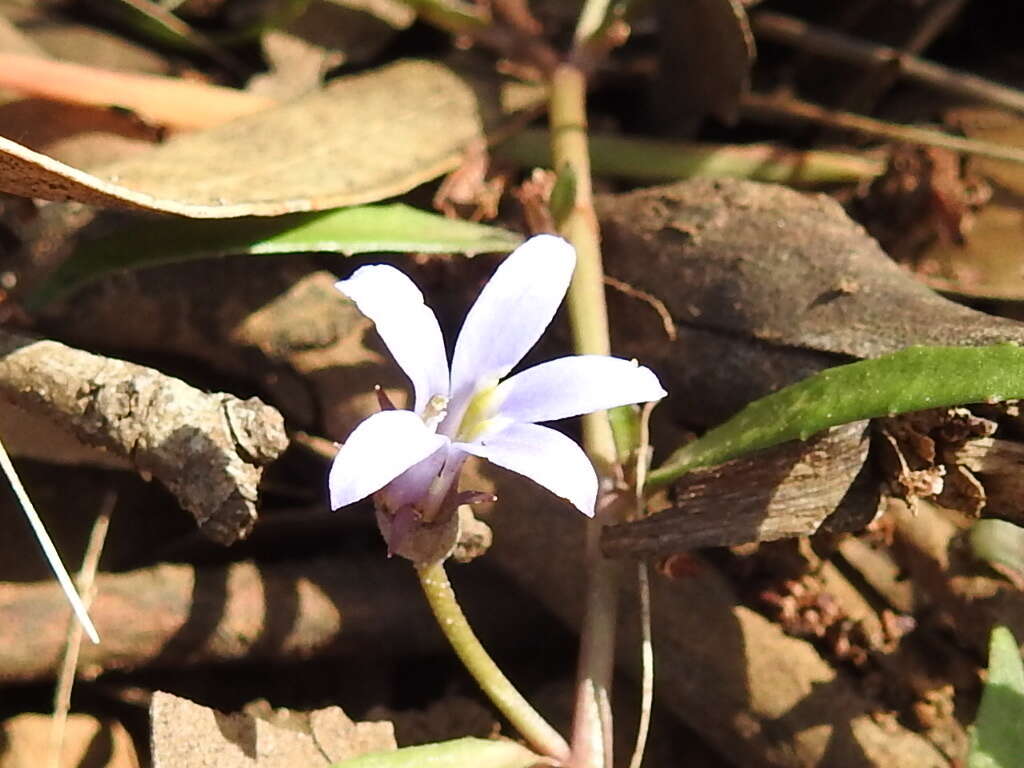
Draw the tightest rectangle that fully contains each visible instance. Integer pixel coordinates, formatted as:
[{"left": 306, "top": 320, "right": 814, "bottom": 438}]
[
  {"left": 416, "top": 561, "right": 571, "bottom": 763},
  {"left": 549, "top": 62, "right": 622, "bottom": 768}
]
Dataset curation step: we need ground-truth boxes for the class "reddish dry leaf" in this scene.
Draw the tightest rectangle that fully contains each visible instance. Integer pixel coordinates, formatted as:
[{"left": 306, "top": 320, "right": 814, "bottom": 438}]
[{"left": 0, "top": 53, "right": 275, "bottom": 131}]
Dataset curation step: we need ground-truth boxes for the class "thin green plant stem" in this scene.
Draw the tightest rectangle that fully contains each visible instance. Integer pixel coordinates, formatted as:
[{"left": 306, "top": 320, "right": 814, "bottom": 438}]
[
  {"left": 549, "top": 62, "right": 622, "bottom": 768},
  {"left": 415, "top": 561, "right": 571, "bottom": 763}
]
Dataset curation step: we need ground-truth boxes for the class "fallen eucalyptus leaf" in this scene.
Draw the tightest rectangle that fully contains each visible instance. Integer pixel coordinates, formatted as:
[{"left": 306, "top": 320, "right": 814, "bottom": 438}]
[
  {"left": 968, "top": 626, "right": 1024, "bottom": 768},
  {"left": 28, "top": 203, "right": 523, "bottom": 307},
  {"left": 649, "top": 344, "right": 1024, "bottom": 488},
  {"left": 597, "top": 179, "right": 1024, "bottom": 429},
  {"left": 0, "top": 59, "right": 497, "bottom": 217}
]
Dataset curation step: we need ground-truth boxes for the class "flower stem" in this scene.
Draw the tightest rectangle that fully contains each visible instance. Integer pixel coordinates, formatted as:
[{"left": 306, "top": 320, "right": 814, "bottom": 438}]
[
  {"left": 415, "top": 560, "right": 571, "bottom": 763},
  {"left": 549, "top": 62, "right": 622, "bottom": 768}
]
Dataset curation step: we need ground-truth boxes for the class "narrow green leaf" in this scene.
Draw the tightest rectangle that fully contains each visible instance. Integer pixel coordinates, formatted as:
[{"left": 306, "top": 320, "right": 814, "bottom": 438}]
[
  {"left": 329, "top": 737, "right": 545, "bottom": 768},
  {"left": 28, "top": 204, "right": 523, "bottom": 308},
  {"left": 969, "top": 626, "right": 1024, "bottom": 768},
  {"left": 549, "top": 163, "right": 578, "bottom": 225},
  {"left": 970, "top": 519, "right": 1024, "bottom": 576},
  {"left": 648, "top": 344, "right": 1024, "bottom": 489}
]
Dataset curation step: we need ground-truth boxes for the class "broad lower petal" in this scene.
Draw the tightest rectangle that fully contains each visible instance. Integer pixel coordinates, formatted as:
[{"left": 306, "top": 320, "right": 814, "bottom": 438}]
[
  {"left": 336, "top": 265, "right": 449, "bottom": 414},
  {"left": 492, "top": 355, "right": 667, "bottom": 424},
  {"left": 456, "top": 422, "right": 597, "bottom": 517},
  {"left": 329, "top": 410, "right": 448, "bottom": 510},
  {"left": 449, "top": 235, "right": 575, "bottom": 408}
]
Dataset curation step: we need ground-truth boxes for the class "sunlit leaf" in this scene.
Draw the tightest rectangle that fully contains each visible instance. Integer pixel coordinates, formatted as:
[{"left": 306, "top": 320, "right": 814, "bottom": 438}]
[
  {"left": 648, "top": 344, "right": 1024, "bottom": 489},
  {"left": 968, "top": 626, "right": 1024, "bottom": 768},
  {"left": 329, "top": 737, "right": 542, "bottom": 768},
  {"left": 0, "top": 60, "right": 496, "bottom": 217},
  {"left": 29, "top": 204, "right": 522, "bottom": 307}
]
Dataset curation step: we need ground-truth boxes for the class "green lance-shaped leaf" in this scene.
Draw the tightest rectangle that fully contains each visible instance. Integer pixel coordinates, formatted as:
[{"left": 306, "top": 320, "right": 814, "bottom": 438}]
[
  {"left": 968, "top": 626, "right": 1024, "bottom": 768},
  {"left": 329, "top": 737, "right": 547, "bottom": 768},
  {"left": 648, "top": 344, "right": 1024, "bottom": 489},
  {"left": 28, "top": 204, "right": 523, "bottom": 308}
]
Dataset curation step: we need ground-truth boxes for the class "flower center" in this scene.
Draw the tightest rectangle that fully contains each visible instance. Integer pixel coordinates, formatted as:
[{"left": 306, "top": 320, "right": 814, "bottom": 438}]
[
  {"left": 453, "top": 378, "right": 506, "bottom": 442},
  {"left": 421, "top": 394, "right": 449, "bottom": 431}
]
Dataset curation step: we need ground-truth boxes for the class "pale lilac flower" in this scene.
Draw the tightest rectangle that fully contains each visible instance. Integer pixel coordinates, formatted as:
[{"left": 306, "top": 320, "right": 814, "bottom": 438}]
[{"left": 328, "top": 235, "right": 666, "bottom": 560}]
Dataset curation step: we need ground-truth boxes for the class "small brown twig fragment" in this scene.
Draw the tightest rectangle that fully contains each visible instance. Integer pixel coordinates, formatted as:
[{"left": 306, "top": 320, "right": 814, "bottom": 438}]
[
  {"left": 602, "top": 276, "right": 676, "bottom": 342},
  {"left": 0, "top": 330, "right": 288, "bottom": 544},
  {"left": 752, "top": 11, "right": 1024, "bottom": 116},
  {"left": 742, "top": 91, "right": 1024, "bottom": 166}
]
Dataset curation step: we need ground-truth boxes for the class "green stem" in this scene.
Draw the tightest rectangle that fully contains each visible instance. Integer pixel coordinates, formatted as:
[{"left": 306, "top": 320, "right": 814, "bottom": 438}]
[
  {"left": 416, "top": 561, "right": 571, "bottom": 763},
  {"left": 549, "top": 62, "right": 622, "bottom": 768}
]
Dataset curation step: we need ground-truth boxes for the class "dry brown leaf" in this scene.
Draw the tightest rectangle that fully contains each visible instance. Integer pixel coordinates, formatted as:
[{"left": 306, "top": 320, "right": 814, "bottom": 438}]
[
  {"left": 656, "top": 0, "right": 755, "bottom": 127},
  {"left": 948, "top": 106, "right": 1024, "bottom": 196},
  {"left": 0, "top": 59, "right": 496, "bottom": 217},
  {"left": 150, "top": 692, "right": 396, "bottom": 767},
  {"left": 917, "top": 202, "right": 1024, "bottom": 300},
  {"left": 0, "top": 713, "right": 139, "bottom": 768}
]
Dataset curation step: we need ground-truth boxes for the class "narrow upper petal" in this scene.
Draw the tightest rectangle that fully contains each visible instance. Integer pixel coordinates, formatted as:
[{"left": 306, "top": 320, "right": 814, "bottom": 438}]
[
  {"left": 492, "top": 355, "right": 667, "bottom": 425},
  {"left": 449, "top": 235, "right": 576, "bottom": 410},
  {"left": 455, "top": 422, "right": 597, "bottom": 517},
  {"left": 337, "top": 265, "right": 449, "bottom": 414},
  {"left": 329, "top": 410, "right": 449, "bottom": 510}
]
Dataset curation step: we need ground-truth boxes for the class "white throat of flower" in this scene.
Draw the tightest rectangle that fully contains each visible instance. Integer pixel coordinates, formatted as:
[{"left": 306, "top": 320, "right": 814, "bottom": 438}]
[{"left": 432, "top": 377, "right": 512, "bottom": 443}]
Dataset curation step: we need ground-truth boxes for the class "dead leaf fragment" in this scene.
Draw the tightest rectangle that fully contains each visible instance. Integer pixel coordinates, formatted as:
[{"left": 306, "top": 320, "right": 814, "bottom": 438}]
[
  {"left": 151, "top": 691, "right": 396, "bottom": 768},
  {"left": 656, "top": 0, "right": 755, "bottom": 127},
  {"left": 1, "top": 713, "right": 139, "bottom": 768},
  {"left": 0, "top": 60, "right": 495, "bottom": 217}
]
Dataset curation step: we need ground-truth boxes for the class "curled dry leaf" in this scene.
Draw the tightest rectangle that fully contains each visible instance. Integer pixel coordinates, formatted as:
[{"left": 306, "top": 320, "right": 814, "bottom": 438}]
[{"left": 0, "top": 60, "right": 498, "bottom": 217}]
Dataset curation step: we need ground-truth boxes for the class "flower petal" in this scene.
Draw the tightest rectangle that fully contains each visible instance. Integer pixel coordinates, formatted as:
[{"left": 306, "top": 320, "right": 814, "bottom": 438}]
[
  {"left": 449, "top": 235, "right": 575, "bottom": 409},
  {"left": 456, "top": 422, "right": 597, "bottom": 517},
  {"left": 329, "top": 410, "right": 449, "bottom": 510},
  {"left": 492, "top": 355, "right": 667, "bottom": 424},
  {"left": 336, "top": 265, "right": 449, "bottom": 414}
]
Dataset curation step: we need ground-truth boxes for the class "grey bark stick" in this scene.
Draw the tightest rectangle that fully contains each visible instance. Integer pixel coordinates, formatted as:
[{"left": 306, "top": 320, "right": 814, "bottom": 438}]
[{"left": 0, "top": 330, "right": 288, "bottom": 543}]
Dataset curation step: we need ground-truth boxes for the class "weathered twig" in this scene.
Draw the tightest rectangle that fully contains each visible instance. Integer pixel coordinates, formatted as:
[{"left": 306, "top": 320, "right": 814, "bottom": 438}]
[
  {"left": 753, "top": 11, "right": 1024, "bottom": 115},
  {"left": 742, "top": 91, "right": 1024, "bottom": 165},
  {"left": 839, "top": 0, "right": 967, "bottom": 114},
  {"left": 601, "top": 421, "right": 878, "bottom": 557},
  {"left": 0, "top": 330, "right": 288, "bottom": 544},
  {"left": 0, "top": 554, "right": 546, "bottom": 683}
]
